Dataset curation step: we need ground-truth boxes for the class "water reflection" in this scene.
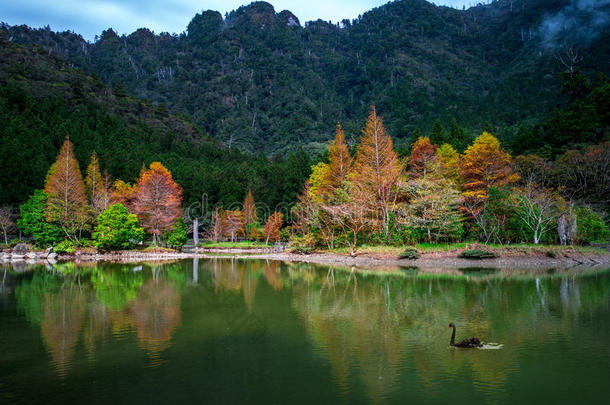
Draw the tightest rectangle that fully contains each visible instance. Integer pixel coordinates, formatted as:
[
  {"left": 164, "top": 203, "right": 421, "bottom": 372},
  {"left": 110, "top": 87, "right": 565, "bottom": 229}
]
[{"left": 2, "top": 260, "right": 610, "bottom": 404}]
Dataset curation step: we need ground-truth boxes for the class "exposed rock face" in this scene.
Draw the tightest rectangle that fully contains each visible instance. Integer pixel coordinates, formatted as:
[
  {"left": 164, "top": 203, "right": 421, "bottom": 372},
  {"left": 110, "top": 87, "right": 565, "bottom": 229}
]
[{"left": 12, "top": 243, "right": 28, "bottom": 255}]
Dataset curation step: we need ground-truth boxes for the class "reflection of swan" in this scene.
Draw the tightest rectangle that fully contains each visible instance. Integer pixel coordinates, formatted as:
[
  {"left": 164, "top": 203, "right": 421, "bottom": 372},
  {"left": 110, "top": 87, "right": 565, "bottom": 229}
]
[{"left": 449, "top": 322, "right": 482, "bottom": 348}]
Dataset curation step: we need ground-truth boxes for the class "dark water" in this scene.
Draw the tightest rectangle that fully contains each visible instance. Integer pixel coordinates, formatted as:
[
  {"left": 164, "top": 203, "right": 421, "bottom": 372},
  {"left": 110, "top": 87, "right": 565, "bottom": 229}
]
[{"left": 1, "top": 260, "right": 609, "bottom": 404}]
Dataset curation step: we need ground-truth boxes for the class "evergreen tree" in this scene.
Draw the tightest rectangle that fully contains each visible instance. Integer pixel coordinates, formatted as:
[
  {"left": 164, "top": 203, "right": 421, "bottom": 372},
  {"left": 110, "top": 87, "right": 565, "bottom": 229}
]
[{"left": 429, "top": 119, "right": 448, "bottom": 146}]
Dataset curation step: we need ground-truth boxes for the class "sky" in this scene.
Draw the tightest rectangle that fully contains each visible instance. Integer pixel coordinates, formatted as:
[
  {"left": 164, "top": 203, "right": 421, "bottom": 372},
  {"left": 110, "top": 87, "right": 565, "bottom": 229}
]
[{"left": 1, "top": 0, "right": 472, "bottom": 41}]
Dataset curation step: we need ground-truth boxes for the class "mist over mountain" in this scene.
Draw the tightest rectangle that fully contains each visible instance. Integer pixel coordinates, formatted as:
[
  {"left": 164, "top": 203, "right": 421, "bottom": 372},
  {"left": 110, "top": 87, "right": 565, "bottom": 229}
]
[{"left": 2, "top": 0, "right": 609, "bottom": 154}]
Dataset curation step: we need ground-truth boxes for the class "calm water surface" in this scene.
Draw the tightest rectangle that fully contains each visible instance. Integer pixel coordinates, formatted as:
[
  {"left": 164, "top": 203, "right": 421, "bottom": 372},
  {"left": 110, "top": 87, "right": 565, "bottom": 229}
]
[{"left": 1, "top": 259, "right": 609, "bottom": 404}]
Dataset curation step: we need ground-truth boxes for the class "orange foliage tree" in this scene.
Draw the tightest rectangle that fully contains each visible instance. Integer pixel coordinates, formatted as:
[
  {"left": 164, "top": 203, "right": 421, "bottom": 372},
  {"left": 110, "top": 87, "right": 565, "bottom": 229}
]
[
  {"left": 351, "top": 106, "right": 403, "bottom": 239},
  {"left": 408, "top": 137, "right": 438, "bottom": 179},
  {"left": 110, "top": 180, "right": 136, "bottom": 208},
  {"left": 242, "top": 190, "right": 258, "bottom": 226},
  {"left": 320, "top": 123, "right": 353, "bottom": 201},
  {"left": 132, "top": 162, "right": 183, "bottom": 244},
  {"left": 263, "top": 212, "right": 284, "bottom": 245},
  {"left": 222, "top": 210, "right": 243, "bottom": 242},
  {"left": 44, "top": 137, "right": 89, "bottom": 240}
]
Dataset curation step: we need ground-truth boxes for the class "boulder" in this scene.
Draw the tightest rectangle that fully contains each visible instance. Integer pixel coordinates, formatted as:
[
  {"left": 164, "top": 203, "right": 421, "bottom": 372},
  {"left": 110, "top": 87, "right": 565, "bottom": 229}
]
[
  {"left": 24, "top": 252, "right": 38, "bottom": 260},
  {"left": 47, "top": 253, "right": 58, "bottom": 260},
  {"left": 12, "top": 243, "right": 28, "bottom": 255}
]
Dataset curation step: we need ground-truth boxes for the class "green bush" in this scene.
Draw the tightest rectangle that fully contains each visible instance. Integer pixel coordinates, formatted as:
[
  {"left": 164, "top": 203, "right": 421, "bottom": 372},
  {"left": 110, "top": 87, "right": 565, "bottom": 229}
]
[
  {"left": 279, "top": 226, "right": 292, "bottom": 243},
  {"left": 290, "top": 234, "right": 316, "bottom": 254},
  {"left": 576, "top": 207, "right": 609, "bottom": 244},
  {"left": 54, "top": 240, "right": 76, "bottom": 254},
  {"left": 93, "top": 204, "right": 145, "bottom": 251},
  {"left": 458, "top": 249, "right": 498, "bottom": 259},
  {"left": 166, "top": 218, "right": 188, "bottom": 250},
  {"left": 18, "top": 190, "right": 63, "bottom": 247},
  {"left": 398, "top": 247, "right": 420, "bottom": 260}
]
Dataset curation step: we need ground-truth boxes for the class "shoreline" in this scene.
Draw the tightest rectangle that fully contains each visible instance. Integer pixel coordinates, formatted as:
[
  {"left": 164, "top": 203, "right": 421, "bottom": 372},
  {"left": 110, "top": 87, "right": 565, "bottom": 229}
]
[{"left": 47, "top": 249, "right": 610, "bottom": 270}]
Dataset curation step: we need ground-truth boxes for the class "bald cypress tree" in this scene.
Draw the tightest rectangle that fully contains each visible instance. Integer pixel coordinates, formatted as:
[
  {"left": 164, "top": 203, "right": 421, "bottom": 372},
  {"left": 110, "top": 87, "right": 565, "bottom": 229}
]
[{"left": 44, "top": 137, "right": 89, "bottom": 240}]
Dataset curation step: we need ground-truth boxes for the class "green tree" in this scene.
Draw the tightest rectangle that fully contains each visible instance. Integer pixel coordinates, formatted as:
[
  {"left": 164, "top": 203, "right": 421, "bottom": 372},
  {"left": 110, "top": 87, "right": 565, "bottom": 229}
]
[
  {"left": 18, "top": 190, "right": 63, "bottom": 247},
  {"left": 429, "top": 119, "right": 448, "bottom": 146},
  {"left": 93, "top": 204, "right": 145, "bottom": 251},
  {"left": 166, "top": 218, "right": 188, "bottom": 250},
  {"left": 575, "top": 207, "right": 609, "bottom": 244}
]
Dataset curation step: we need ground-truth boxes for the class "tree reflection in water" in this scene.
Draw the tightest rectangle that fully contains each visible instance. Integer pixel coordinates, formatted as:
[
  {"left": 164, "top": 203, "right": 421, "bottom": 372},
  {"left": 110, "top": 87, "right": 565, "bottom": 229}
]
[{"left": 7, "top": 259, "right": 610, "bottom": 403}]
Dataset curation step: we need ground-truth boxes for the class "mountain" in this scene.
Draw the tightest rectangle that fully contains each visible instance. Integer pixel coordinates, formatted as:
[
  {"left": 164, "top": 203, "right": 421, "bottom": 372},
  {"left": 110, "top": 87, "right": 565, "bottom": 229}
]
[
  {"left": 0, "top": 35, "right": 312, "bottom": 207},
  {"left": 3, "top": 0, "right": 609, "bottom": 154}
]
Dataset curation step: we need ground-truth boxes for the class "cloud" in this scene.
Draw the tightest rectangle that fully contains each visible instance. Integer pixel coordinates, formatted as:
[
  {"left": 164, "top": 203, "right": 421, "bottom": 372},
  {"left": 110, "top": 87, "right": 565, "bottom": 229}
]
[{"left": 539, "top": 0, "right": 610, "bottom": 49}]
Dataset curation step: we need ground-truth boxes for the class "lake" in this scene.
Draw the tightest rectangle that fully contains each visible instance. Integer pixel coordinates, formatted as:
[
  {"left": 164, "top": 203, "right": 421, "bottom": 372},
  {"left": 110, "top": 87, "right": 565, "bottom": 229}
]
[{"left": 1, "top": 259, "right": 609, "bottom": 404}]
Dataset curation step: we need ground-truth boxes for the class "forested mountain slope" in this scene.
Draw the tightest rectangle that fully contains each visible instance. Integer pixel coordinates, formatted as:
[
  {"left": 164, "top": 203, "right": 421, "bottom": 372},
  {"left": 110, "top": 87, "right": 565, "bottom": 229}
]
[
  {"left": 3, "top": 0, "right": 609, "bottom": 153},
  {"left": 0, "top": 36, "right": 311, "bottom": 207}
]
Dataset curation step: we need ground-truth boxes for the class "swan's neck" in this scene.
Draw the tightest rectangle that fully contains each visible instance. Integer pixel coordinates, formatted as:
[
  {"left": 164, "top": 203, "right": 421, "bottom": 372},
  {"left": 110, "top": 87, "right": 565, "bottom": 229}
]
[{"left": 450, "top": 326, "right": 456, "bottom": 346}]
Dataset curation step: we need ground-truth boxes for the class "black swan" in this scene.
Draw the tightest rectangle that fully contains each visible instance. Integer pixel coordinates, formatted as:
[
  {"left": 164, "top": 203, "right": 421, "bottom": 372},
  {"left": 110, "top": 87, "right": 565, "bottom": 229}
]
[{"left": 449, "top": 322, "right": 482, "bottom": 348}]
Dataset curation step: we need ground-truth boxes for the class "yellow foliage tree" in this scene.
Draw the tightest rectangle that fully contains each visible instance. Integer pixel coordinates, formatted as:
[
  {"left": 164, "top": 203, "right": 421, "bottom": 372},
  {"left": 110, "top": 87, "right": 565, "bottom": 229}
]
[
  {"left": 437, "top": 143, "right": 460, "bottom": 183},
  {"left": 460, "top": 132, "right": 519, "bottom": 201}
]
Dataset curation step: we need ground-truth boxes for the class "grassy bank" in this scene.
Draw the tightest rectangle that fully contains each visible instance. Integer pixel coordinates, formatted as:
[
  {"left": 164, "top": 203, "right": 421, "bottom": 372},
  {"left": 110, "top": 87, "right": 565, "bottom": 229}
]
[{"left": 324, "top": 243, "right": 608, "bottom": 256}]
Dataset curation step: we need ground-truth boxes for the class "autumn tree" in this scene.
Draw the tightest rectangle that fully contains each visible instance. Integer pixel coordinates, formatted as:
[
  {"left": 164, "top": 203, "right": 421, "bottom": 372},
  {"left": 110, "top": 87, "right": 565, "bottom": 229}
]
[
  {"left": 209, "top": 207, "right": 223, "bottom": 242},
  {"left": 399, "top": 178, "right": 463, "bottom": 242},
  {"left": 242, "top": 190, "right": 258, "bottom": 227},
  {"left": 44, "top": 138, "right": 89, "bottom": 240},
  {"left": 437, "top": 143, "right": 460, "bottom": 183},
  {"left": 110, "top": 180, "right": 136, "bottom": 208},
  {"left": 222, "top": 210, "right": 243, "bottom": 242},
  {"left": 408, "top": 137, "right": 438, "bottom": 179},
  {"left": 307, "top": 162, "right": 330, "bottom": 203},
  {"left": 351, "top": 106, "right": 403, "bottom": 240},
  {"left": 85, "top": 151, "right": 109, "bottom": 215},
  {"left": 461, "top": 132, "right": 519, "bottom": 203},
  {"left": 263, "top": 212, "right": 284, "bottom": 245},
  {"left": 132, "top": 162, "right": 183, "bottom": 244},
  {"left": 320, "top": 123, "right": 352, "bottom": 202},
  {"left": 323, "top": 187, "right": 374, "bottom": 256}
]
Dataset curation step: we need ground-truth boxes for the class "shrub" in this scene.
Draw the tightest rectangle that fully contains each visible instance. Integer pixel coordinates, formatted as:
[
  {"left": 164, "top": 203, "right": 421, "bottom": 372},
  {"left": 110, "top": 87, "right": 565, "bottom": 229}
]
[
  {"left": 93, "top": 204, "right": 145, "bottom": 251},
  {"left": 54, "top": 240, "right": 76, "bottom": 254},
  {"left": 458, "top": 249, "right": 498, "bottom": 259},
  {"left": 575, "top": 207, "right": 609, "bottom": 244},
  {"left": 166, "top": 218, "right": 188, "bottom": 250},
  {"left": 398, "top": 247, "right": 420, "bottom": 260},
  {"left": 279, "top": 226, "right": 292, "bottom": 243},
  {"left": 290, "top": 234, "right": 316, "bottom": 254},
  {"left": 247, "top": 222, "right": 263, "bottom": 241},
  {"left": 18, "top": 190, "right": 63, "bottom": 247}
]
